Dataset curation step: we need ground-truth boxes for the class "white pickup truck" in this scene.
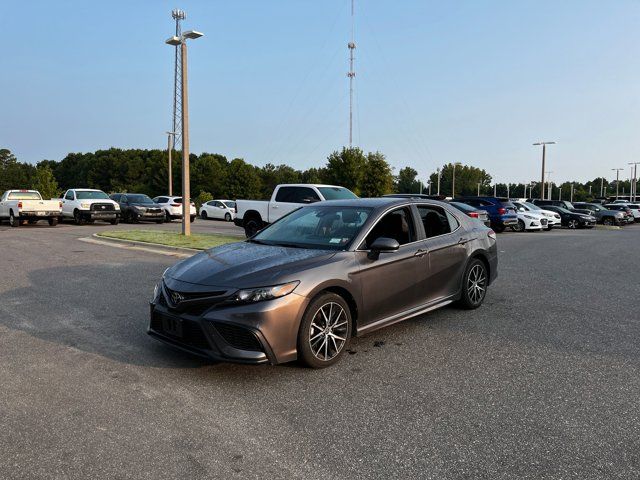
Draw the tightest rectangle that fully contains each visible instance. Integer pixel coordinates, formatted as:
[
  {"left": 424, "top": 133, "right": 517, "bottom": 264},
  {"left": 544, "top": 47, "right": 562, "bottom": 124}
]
[
  {"left": 234, "top": 184, "right": 357, "bottom": 236},
  {"left": 60, "top": 188, "right": 120, "bottom": 225},
  {"left": 0, "top": 190, "right": 62, "bottom": 227}
]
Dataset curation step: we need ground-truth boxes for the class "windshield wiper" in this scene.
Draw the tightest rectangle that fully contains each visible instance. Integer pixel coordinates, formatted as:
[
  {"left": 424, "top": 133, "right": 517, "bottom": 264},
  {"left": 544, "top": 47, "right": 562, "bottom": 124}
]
[{"left": 271, "top": 242, "right": 305, "bottom": 249}]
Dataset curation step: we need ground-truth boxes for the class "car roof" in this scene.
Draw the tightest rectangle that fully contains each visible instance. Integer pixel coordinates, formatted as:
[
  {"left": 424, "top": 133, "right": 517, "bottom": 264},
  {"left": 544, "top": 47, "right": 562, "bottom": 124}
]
[{"left": 320, "top": 197, "right": 451, "bottom": 209}]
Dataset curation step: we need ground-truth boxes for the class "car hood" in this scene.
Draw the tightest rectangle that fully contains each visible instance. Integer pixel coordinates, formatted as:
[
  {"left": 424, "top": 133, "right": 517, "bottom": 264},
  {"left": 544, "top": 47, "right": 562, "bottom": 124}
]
[{"left": 166, "top": 241, "right": 336, "bottom": 288}]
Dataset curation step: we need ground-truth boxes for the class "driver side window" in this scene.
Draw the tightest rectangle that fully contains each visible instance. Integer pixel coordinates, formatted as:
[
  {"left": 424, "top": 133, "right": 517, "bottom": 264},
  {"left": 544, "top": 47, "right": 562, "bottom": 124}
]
[{"left": 362, "top": 207, "right": 416, "bottom": 249}]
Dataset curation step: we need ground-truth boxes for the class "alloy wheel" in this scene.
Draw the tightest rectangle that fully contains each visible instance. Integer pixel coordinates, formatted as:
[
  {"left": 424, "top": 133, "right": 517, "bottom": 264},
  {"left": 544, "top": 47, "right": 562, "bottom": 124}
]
[
  {"left": 308, "top": 302, "right": 348, "bottom": 362},
  {"left": 568, "top": 219, "right": 578, "bottom": 229},
  {"left": 467, "top": 264, "right": 487, "bottom": 305}
]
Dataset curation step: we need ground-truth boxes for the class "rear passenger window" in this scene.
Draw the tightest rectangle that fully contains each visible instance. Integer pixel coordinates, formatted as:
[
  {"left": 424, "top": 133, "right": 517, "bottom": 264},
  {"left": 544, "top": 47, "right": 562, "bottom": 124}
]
[
  {"left": 417, "top": 205, "right": 454, "bottom": 238},
  {"left": 275, "top": 187, "right": 321, "bottom": 203}
]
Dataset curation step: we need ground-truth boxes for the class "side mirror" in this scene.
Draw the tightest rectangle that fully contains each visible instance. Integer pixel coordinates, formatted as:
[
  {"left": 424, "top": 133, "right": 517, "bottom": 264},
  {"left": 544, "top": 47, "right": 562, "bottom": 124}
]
[
  {"left": 518, "top": 207, "right": 525, "bottom": 212},
  {"left": 368, "top": 237, "right": 400, "bottom": 259}
]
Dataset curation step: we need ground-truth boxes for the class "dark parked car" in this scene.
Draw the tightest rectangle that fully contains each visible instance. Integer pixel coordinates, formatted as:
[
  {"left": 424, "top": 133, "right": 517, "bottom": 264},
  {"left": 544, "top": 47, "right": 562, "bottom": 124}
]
[
  {"left": 604, "top": 204, "right": 635, "bottom": 224},
  {"left": 448, "top": 201, "right": 491, "bottom": 227},
  {"left": 572, "top": 202, "right": 625, "bottom": 226},
  {"left": 110, "top": 193, "right": 165, "bottom": 223},
  {"left": 541, "top": 205, "right": 596, "bottom": 229},
  {"left": 529, "top": 199, "right": 591, "bottom": 215},
  {"left": 149, "top": 198, "right": 498, "bottom": 368},
  {"left": 455, "top": 196, "right": 518, "bottom": 232}
]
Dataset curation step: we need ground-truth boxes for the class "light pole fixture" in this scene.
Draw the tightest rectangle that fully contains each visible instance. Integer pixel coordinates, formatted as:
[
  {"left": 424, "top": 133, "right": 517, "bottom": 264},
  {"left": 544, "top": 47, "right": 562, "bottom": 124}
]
[
  {"left": 166, "top": 28, "right": 204, "bottom": 236},
  {"left": 533, "top": 141, "right": 556, "bottom": 200},
  {"left": 166, "top": 131, "right": 176, "bottom": 196},
  {"left": 451, "top": 162, "right": 462, "bottom": 199},
  {"left": 611, "top": 168, "right": 624, "bottom": 200}
]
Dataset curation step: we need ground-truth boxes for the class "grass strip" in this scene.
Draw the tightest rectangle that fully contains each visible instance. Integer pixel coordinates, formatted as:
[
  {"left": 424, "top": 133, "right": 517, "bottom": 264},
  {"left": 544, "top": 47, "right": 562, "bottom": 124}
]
[{"left": 97, "top": 230, "right": 241, "bottom": 250}]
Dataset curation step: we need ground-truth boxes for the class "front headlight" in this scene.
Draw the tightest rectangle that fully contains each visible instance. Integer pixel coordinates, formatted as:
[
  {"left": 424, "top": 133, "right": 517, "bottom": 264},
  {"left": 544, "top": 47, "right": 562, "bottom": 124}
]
[
  {"left": 114, "top": 204, "right": 120, "bottom": 210},
  {"left": 524, "top": 215, "right": 535, "bottom": 220},
  {"left": 80, "top": 203, "right": 90, "bottom": 209},
  {"left": 135, "top": 206, "right": 147, "bottom": 213},
  {"left": 233, "top": 281, "right": 299, "bottom": 304}
]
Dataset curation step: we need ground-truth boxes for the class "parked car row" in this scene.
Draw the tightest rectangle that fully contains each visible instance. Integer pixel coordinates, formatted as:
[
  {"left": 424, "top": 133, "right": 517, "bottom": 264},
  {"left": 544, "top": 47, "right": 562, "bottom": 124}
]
[{"left": 1, "top": 187, "right": 241, "bottom": 227}]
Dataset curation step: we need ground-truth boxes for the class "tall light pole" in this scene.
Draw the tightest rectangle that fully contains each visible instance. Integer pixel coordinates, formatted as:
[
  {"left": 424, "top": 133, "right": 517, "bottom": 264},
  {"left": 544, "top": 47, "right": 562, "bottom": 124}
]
[
  {"left": 166, "top": 29, "right": 204, "bottom": 236},
  {"left": 436, "top": 168, "right": 441, "bottom": 196},
  {"left": 629, "top": 162, "right": 640, "bottom": 202},
  {"left": 533, "top": 141, "right": 556, "bottom": 200},
  {"left": 570, "top": 182, "right": 574, "bottom": 202},
  {"left": 451, "top": 162, "right": 461, "bottom": 199},
  {"left": 477, "top": 182, "right": 481, "bottom": 196},
  {"left": 347, "top": 0, "right": 356, "bottom": 146},
  {"left": 166, "top": 131, "right": 175, "bottom": 196},
  {"left": 611, "top": 168, "right": 624, "bottom": 200},
  {"left": 545, "top": 171, "right": 553, "bottom": 200}
]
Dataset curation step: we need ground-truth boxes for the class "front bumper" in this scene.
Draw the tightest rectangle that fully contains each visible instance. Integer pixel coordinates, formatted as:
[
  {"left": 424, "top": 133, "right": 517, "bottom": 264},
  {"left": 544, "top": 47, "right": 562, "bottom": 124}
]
[
  {"left": 134, "top": 211, "right": 164, "bottom": 221},
  {"left": 79, "top": 210, "right": 118, "bottom": 220},
  {"left": 148, "top": 286, "right": 309, "bottom": 365}
]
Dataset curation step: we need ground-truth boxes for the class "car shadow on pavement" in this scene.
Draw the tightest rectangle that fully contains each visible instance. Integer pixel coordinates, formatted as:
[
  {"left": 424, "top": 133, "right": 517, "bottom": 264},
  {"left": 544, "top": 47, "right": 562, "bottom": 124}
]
[{"left": 0, "top": 263, "right": 212, "bottom": 369}]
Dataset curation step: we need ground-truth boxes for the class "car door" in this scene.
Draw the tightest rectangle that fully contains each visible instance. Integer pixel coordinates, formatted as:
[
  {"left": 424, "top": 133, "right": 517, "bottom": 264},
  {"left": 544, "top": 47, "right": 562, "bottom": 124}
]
[
  {"left": 271, "top": 187, "right": 320, "bottom": 222},
  {"left": 213, "top": 201, "right": 226, "bottom": 219},
  {"left": 416, "top": 205, "right": 469, "bottom": 303},
  {"left": 62, "top": 190, "right": 75, "bottom": 217},
  {"left": 354, "top": 206, "right": 425, "bottom": 326}
]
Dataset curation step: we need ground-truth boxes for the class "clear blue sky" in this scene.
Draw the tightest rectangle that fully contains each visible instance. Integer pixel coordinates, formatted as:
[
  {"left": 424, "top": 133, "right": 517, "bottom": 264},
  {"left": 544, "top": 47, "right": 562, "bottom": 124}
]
[{"left": 1, "top": 0, "right": 638, "bottom": 184}]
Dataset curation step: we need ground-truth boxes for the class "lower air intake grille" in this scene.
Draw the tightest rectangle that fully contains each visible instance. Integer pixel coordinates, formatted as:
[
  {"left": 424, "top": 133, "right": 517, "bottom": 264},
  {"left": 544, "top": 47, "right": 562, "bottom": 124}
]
[{"left": 214, "top": 323, "right": 263, "bottom": 352}]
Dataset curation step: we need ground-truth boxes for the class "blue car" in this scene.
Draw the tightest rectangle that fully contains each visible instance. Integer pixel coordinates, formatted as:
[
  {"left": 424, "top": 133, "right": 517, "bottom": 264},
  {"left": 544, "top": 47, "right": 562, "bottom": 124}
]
[{"left": 456, "top": 196, "right": 518, "bottom": 232}]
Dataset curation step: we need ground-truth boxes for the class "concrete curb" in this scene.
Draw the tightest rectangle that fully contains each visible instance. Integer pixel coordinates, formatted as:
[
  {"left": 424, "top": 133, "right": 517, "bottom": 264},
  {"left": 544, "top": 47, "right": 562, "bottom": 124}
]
[
  {"left": 90, "top": 233, "right": 201, "bottom": 255},
  {"left": 595, "top": 225, "right": 623, "bottom": 231}
]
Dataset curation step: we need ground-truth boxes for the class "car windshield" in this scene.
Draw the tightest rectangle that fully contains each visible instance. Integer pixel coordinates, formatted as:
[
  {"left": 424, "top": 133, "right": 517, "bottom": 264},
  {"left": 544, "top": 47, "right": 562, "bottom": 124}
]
[
  {"left": 7, "top": 191, "right": 42, "bottom": 200},
  {"left": 252, "top": 205, "right": 371, "bottom": 250},
  {"left": 555, "top": 207, "right": 571, "bottom": 214},
  {"left": 75, "top": 190, "right": 109, "bottom": 200},
  {"left": 127, "top": 194, "right": 154, "bottom": 204},
  {"left": 449, "top": 201, "right": 476, "bottom": 212},
  {"left": 317, "top": 187, "right": 358, "bottom": 200},
  {"left": 223, "top": 201, "right": 236, "bottom": 208},
  {"left": 523, "top": 202, "right": 540, "bottom": 210}
]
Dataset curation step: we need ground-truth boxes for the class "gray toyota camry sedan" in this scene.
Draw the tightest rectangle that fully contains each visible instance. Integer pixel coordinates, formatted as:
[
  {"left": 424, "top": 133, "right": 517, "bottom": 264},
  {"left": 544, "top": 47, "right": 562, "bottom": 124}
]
[{"left": 149, "top": 197, "right": 498, "bottom": 368}]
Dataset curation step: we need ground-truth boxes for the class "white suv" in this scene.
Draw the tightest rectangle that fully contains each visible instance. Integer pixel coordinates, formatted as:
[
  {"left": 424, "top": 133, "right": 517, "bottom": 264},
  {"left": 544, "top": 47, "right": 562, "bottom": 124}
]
[{"left": 152, "top": 196, "right": 196, "bottom": 223}]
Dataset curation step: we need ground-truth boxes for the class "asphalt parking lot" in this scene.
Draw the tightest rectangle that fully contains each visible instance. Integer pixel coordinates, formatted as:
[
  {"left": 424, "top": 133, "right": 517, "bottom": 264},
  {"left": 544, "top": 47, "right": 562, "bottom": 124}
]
[{"left": 1, "top": 223, "right": 639, "bottom": 479}]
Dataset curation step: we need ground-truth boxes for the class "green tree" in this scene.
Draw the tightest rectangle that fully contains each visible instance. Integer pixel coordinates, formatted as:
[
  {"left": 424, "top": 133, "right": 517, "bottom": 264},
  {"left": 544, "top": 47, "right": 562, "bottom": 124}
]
[
  {"left": 430, "top": 163, "right": 492, "bottom": 198},
  {"left": 323, "top": 147, "right": 366, "bottom": 194},
  {"left": 360, "top": 151, "right": 394, "bottom": 197},
  {"left": 32, "top": 164, "right": 60, "bottom": 199},
  {"left": 224, "top": 158, "right": 262, "bottom": 199},
  {"left": 192, "top": 153, "right": 228, "bottom": 199},
  {"left": 395, "top": 167, "right": 420, "bottom": 193},
  {"left": 194, "top": 191, "right": 213, "bottom": 209},
  {"left": 0, "top": 148, "right": 36, "bottom": 191},
  {"left": 258, "top": 163, "right": 301, "bottom": 199}
]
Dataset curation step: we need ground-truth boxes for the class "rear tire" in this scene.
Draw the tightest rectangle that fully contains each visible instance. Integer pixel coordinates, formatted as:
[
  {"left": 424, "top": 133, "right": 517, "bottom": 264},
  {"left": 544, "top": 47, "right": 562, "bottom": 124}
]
[
  {"left": 458, "top": 258, "right": 488, "bottom": 310},
  {"left": 165, "top": 212, "right": 172, "bottom": 223},
  {"left": 9, "top": 211, "right": 19, "bottom": 227},
  {"left": 567, "top": 219, "right": 578, "bottom": 229},
  {"left": 190, "top": 215, "right": 196, "bottom": 223},
  {"left": 297, "top": 292, "right": 352, "bottom": 369},
  {"left": 493, "top": 225, "right": 505, "bottom": 233},
  {"left": 244, "top": 218, "right": 261, "bottom": 237}
]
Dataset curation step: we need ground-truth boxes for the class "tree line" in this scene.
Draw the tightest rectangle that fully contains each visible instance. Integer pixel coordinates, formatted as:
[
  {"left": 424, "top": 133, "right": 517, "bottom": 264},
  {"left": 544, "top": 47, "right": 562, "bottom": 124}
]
[{"left": 0, "top": 147, "right": 631, "bottom": 205}]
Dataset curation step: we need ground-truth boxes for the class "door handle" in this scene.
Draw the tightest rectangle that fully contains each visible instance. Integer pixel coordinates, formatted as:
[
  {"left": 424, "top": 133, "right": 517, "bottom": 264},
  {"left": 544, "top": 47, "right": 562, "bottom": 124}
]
[
  {"left": 414, "top": 248, "right": 428, "bottom": 257},
  {"left": 272, "top": 205, "right": 278, "bottom": 209}
]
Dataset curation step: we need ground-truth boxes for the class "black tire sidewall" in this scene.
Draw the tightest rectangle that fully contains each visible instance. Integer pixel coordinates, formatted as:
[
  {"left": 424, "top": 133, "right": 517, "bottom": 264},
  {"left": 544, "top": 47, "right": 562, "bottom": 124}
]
[
  {"left": 458, "top": 258, "right": 487, "bottom": 310},
  {"left": 225, "top": 213, "right": 231, "bottom": 222},
  {"left": 201, "top": 211, "right": 207, "bottom": 219},
  {"left": 297, "top": 292, "right": 352, "bottom": 368}
]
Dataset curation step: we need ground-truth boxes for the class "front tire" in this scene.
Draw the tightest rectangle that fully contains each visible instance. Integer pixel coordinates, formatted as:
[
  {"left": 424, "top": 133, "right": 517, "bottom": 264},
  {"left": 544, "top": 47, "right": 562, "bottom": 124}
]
[
  {"left": 224, "top": 213, "right": 232, "bottom": 222},
  {"left": 110, "top": 217, "right": 119, "bottom": 225},
  {"left": 512, "top": 219, "right": 525, "bottom": 232},
  {"left": 297, "top": 293, "right": 352, "bottom": 369},
  {"left": 200, "top": 210, "right": 208, "bottom": 220},
  {"left": 602, "top": 217, "right": 613, "bottom": 226},
  {"left": 458, "top": 258, "right": 488, "bottom": 310},
  {"left": 73, "top": 210, "right": 84, "bottom": 225}
]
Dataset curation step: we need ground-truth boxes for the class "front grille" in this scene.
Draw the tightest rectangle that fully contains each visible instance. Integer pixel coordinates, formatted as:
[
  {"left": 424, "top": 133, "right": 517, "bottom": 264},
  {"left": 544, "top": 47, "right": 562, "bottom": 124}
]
[
  {"left": 540, "top": 218, "right": 548, "bottom": 225},
  {"left": 91, "top": 203, "right": 115, "bottom": 211},
  {"left": 213, "top": 323, "right": 263, "bottom": 352},
  {"left": 146, "top": 208, "right": 162, "bottom": 214}
]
